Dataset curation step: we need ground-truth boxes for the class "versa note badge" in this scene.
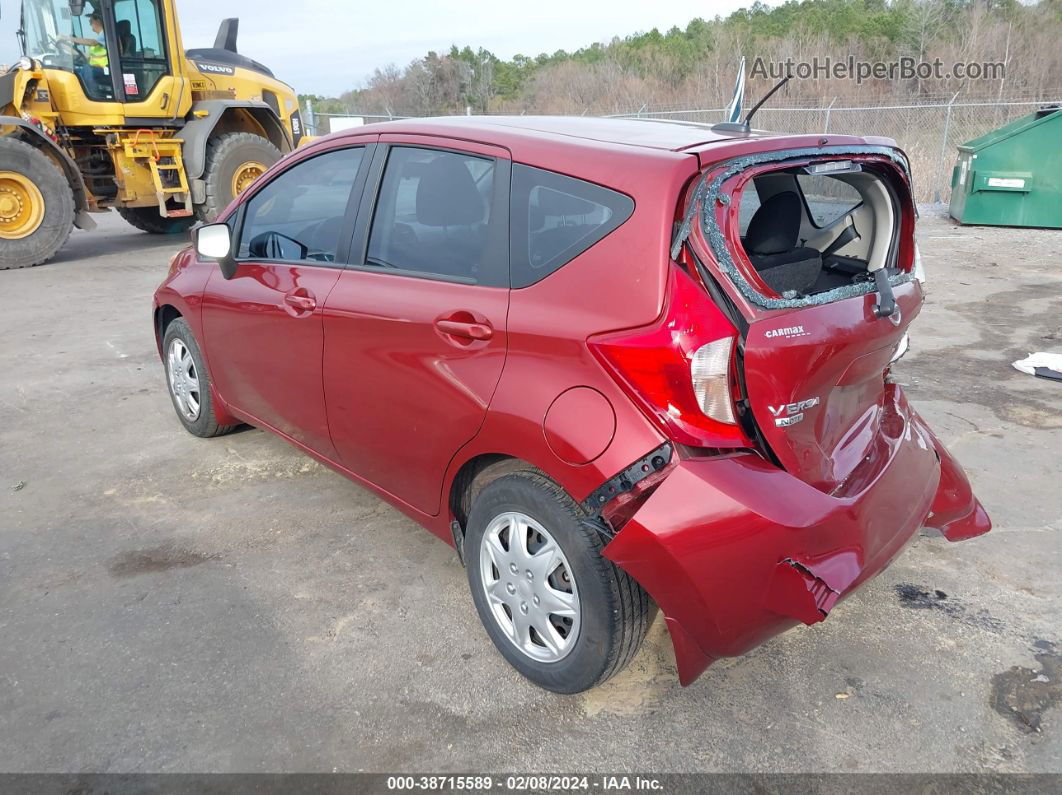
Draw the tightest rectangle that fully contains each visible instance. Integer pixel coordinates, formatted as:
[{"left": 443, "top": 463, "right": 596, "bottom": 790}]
[{"left": 768, "top": 397, "right": 820, "bottom": 427}]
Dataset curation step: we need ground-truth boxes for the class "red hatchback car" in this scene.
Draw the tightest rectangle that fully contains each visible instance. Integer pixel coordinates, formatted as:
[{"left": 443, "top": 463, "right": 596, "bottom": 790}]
[{"left": 153, "top": 116, "right": 990, "bottom": 693}]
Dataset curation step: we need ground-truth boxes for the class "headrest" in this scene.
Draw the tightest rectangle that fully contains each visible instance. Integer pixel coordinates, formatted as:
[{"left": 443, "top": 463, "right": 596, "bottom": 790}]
[
  {"left": 416, "top": 156, "right": 484, "bottom": 226},
  {"left": 744, "top": 190, "right": 802, "bottom": 255}
]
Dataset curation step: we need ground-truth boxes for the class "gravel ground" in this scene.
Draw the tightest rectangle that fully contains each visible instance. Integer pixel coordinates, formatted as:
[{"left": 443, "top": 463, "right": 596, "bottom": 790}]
[{"left": 0, "top": 210, "right": 1059, "bottom": 773}]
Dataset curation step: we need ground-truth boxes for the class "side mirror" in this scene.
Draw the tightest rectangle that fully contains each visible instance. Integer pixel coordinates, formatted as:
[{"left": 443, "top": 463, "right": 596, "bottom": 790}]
[
  {"left": 195, "top": 223, "right": 237, "bottom": 279},
  {"left": 69, "top": 1, "right": 85, "bottom": 16}
]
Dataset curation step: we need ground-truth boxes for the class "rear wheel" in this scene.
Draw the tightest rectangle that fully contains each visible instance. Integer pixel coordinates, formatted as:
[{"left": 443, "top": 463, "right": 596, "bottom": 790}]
[
  {"left": 117, "top": 206, "right": 195, "bottom": 235},
  {"left": 0, "top": 137, "right": 75, "bottom": 269},
  {"left": 465, "top": 471, "right": 652, "bottom": 693},
  {"left": 196, "top": 132, "right": 281, "bottom": 222}
]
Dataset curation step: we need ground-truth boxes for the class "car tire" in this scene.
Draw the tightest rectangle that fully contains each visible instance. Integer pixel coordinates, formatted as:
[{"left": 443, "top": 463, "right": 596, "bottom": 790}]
[
  {"left": 196, "top": 132, "right": 282, "bottom": 222},
  {"left": 0, "top": 137, "right": 75, "bottom": 270},
  {"left": 161, "top": 317, "right": 236, "bottom": 438},
  {"left": 465, "top": 470, "right": 652, "bottom": 693},
  {"left": 117, "top": 205, "right": 196, "bottom": 235}
]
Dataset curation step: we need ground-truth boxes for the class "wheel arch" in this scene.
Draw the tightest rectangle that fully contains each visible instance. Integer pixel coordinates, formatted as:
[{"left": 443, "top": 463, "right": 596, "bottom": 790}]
[
  {"left": 180, "top": 101, "right": 292, "bottom": 183},
  {"left": 448, "top": 453, "right": 585, "bottom": 546},
  {"left": 0, "top": 117, "right": 95, "bottom": 230},
  {"left": 154, "top": 302, "right": 241, "bottom": 429},
  {"left": 153, "top": 303, "right": 183, "bottom": 356}
]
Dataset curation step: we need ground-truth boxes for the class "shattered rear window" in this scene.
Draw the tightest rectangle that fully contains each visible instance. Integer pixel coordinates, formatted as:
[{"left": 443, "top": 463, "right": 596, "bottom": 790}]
[{"left": 687, "top": 146, "right": 914, "bottom": 310}]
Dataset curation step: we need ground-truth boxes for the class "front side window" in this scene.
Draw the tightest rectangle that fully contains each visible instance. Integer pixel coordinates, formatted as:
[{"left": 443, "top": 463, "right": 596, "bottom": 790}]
[
  {"left": 509, "top": 164, "right": 634, "bottom": 288},
  {"left": 237, "top": 147, "right": 364, "bottom": 264},
  {"left": 366, "top": 147, "right": 495, "bottom": 282},
  {"left": 113, "top": 0, "right": 168, "bottom": 99}
]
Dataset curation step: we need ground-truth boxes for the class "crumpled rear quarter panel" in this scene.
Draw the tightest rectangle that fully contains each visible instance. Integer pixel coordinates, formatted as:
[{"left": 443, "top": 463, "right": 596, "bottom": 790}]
[{"left": 602, "top": 384, "right": 990, "bottom": 685}]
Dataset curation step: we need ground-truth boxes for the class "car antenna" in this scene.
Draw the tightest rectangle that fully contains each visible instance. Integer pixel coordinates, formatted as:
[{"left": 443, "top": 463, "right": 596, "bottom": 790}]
[{"left": 713, "top": 70, "right": 792, "bottom": 134}]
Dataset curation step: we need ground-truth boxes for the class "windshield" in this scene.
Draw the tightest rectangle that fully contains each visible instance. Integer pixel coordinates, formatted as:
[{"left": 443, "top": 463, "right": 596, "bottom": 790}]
[
  {"left": 17, "top": 0, "right": 114, "bottom": 98},
  {"left": 22, "top": 0, "right": 80, "bottom": 64}
]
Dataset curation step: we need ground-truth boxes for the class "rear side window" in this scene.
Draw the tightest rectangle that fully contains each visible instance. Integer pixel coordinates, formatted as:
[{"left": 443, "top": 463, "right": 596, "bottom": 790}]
[
  {"left": 509, "top": 164, "right": 634, "bottom": 288},
  {"left": 796, "top": 174, "right": 862, "bottom": 228},
  {"left": 238, "top": 147, "right": 363, "bottom": 263},
  {"left": 366, "top": 147, "right": 495, "bottom": 282}
]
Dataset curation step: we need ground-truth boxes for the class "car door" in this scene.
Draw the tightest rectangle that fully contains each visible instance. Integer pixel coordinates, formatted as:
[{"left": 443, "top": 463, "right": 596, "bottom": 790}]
[
  {"left": 201, "top": 141, "right": 373, "bottom": 458},
  {"left": 322, "top": 138, "right": 511, "bottom": 515}
]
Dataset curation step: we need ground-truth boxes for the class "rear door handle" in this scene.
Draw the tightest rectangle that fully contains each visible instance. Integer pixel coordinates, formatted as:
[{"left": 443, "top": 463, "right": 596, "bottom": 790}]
[
  {"left": 284, "top": 292, "right": 316, "bottom": 311},
  {"left": 435, "top": 318, "right": 493, "bottom": 341}
]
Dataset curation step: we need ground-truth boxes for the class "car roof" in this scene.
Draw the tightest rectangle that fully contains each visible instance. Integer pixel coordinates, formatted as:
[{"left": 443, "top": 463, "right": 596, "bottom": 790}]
[{"left": 341, "top": 115, "right": 788, "bottom": 153}]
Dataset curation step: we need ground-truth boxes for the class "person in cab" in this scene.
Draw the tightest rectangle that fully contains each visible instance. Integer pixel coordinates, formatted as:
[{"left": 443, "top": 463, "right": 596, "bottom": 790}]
[{"left": 62, "top": 12, "right": 110, "bottom": 92}]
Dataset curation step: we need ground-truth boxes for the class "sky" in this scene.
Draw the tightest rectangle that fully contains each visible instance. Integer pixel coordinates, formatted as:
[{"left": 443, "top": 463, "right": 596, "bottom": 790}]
[{"left": 1, "top": 0, "right": 759, "bottom": 96}]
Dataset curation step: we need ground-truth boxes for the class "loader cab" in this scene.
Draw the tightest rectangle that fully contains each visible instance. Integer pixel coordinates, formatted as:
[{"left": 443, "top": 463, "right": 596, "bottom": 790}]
[{"left": 16, "top": 0, "right": 185, "bottom": 118}]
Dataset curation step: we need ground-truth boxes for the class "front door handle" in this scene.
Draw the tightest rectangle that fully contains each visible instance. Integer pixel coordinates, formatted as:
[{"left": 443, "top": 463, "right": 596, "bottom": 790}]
[
  {"left": 284, "top": 292, "right": 316, "bottom": 312},
  {"left": 435, "top": 318, "right": 493, "bottom": 341}
]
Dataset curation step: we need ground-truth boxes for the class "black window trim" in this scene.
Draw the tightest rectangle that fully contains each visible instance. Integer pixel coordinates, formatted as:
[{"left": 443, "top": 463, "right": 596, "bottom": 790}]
[
  {"left": 345, "top": 142, "right": 511, "bottom": 288},
  {"left": 508, "top": 162, "right": 635, "bottom": 289},
  {"left": 230, "top": 142, "right": 375, "bottom": 271}
]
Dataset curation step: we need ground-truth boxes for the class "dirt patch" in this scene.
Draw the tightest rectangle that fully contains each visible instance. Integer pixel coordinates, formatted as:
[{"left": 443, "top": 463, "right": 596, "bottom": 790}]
[
  {"left": 990, "top": 640, "right": 1062, "bottom": 734},
  {"left": 579, "top": 615, "right": 678, "bottom": 717},
  {"left": 897, "top": 279, "right": 1062, "bottom": 429},
  {"left": 190, "top": 457, "right": 323, "bottom": 486},
  {"left": 107, "top": 545, "right": 217, "bottom": 578}
]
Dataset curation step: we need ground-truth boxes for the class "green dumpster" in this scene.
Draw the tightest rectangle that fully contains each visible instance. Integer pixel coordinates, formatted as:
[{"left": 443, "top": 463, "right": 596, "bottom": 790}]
[{"left": 948, "top": 105, "right": 1062, "bottom": 228}]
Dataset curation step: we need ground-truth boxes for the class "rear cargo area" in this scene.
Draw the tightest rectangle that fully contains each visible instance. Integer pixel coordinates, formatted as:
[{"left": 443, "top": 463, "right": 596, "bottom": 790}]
[
  {"left": 731, "top": 158, "right": 907, "bottom": 301},
  {"left": 688, "top": 148, "right": 921, "bottom": 493}
]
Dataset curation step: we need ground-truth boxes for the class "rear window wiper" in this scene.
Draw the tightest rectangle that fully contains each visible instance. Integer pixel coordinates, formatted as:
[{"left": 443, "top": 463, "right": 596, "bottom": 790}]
[{"left": 872, "top": 269, "right": 897, "bottom": 319}]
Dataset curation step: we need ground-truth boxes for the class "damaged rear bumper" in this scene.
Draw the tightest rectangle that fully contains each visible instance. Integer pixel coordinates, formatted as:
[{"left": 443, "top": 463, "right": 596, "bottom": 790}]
[{"left": 601, "top": 385, "right": 990, "bottom": 686}]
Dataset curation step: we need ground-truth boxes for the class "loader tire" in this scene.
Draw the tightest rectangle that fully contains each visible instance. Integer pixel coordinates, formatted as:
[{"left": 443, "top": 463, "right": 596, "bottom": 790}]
[
  {"left": 196, "top": 132, "right": 281, "bottom": 222},
  {"left": 0, "top": 137, "right": 75, "bottom": 270},
  {"left": 117, "top": 206, "right": 196, "bottom": 235}
]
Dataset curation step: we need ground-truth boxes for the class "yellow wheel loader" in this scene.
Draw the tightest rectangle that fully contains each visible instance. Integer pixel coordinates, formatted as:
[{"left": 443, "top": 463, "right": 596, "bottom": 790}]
[{"left": 0, "top": 0, "right": 304, "bottom": 269}]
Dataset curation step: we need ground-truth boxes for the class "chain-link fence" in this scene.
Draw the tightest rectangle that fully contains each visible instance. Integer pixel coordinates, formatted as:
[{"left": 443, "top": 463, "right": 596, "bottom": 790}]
[
  {"left": 308, "top": 99, "right": 1060, "bottom": 204},
  {"left": 608, "top": 99, "right": 1061, "bottom": 203}
]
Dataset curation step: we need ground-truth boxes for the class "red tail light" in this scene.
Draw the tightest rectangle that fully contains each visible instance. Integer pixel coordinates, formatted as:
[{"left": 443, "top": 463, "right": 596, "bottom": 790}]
[{"left": 589, "top": 265, "right": 751, "bottom": 449}]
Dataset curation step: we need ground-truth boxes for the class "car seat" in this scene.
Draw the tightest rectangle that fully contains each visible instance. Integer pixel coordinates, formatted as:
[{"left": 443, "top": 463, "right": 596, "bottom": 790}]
[
  {"left": 408, "top": 155, "right": 487, "bottom": 278},
  {"left": 742, "top": 191, "right": 822, "bottom": 294},
  {"left": 116, "top": 20, "right": 137, "bottom": 56}
]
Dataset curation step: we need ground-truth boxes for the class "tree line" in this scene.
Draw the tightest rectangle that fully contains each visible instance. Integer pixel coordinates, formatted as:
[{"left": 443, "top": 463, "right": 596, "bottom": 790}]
[{"left": 300, "top": 0, "right": 1062, "bottom": 118}]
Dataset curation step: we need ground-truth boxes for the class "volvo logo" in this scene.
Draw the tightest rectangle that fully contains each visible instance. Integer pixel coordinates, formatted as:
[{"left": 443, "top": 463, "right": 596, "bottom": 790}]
[{"left": 194, "top": 61, "right": 236, "bottom": 76}]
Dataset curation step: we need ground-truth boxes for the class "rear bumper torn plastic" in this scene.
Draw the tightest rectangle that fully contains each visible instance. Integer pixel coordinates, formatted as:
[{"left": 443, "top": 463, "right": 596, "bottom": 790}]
[{"left": 602, "top": 385, "right": 990, "bottom": 686}]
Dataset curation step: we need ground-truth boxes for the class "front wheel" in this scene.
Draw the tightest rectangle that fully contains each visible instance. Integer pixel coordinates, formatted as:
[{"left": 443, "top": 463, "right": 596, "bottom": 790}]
[
  {"left": 162, "top": 318, "right": 236, "bottom": 438},
  {"left": 465, "top": 471, "right": 652, "bottom": 693},
  {"left": 0, "top": 136, "right": 75, "bottom": 269}
]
